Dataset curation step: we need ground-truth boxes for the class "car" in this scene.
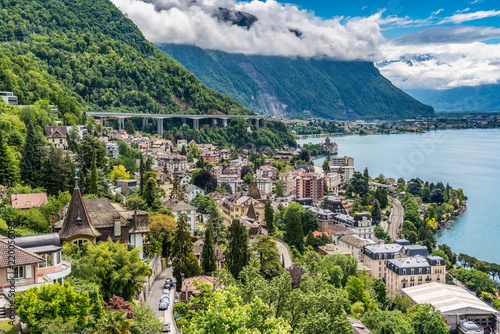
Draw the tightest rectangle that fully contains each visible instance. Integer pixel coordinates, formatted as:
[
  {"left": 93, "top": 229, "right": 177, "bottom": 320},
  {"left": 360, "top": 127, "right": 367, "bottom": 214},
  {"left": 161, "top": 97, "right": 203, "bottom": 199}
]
[
  {"left": 164, "top": 278, "right": 173, "bottom": 289},
  {"left": 162, "top": 288, "right": 170, "bottom": 295},
  {"left": 160, "top": 296, "right": 170, "bottom": 304},
  {"left": 159, "top": 302, "right": 169, "bottom": 310},
  {"left": 162, "top": 322, "right": 171, "bottom": 332}
]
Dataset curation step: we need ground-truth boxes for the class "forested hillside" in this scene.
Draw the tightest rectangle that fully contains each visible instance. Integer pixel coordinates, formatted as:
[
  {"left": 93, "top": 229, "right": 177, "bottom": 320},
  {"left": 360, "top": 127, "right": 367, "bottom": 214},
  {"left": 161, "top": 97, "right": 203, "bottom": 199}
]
[
  {"left": 158, "top": 44, "right": 435, "bottom": 120},
  {"left": 0, "top": 0, "right": 250, "bottom": 118}
]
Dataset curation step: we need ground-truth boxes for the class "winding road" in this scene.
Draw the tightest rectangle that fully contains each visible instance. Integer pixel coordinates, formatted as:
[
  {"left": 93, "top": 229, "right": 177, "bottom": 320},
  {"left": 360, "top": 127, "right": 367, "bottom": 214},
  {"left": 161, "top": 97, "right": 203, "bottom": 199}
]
[
  {"left": 388, "top": 195, "right": 404, "bottom": 240},
  {"left": 275, "top": 239, "right": 293, "bottom": 268}
]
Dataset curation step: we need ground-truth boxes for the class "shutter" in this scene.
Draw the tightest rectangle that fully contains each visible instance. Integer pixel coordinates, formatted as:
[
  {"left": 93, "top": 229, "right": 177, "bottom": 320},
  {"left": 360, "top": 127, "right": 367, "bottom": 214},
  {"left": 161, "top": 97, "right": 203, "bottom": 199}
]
[
  {"left": 25, "top": 265, "right": 32, "bottom": 279},
  {"left": 7, "top": 267, "right": 14, "bottom": 280}
]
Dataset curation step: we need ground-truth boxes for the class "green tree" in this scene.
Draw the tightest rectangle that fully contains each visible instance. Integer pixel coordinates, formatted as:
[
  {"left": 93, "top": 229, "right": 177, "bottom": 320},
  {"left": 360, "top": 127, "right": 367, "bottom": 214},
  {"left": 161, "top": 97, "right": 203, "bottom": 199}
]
[
  {"left": 15, "top": 283, "right": 95, "bottom": 334},
  {"left": 345, "top": 276, "right": 367, "bottom": 304},
  {"left": 142, "top": 173, "right": 159, "bottom": 209},
  {"left": 264, "top": 199, "right": 275, "bottom": 233},
  {"left": 226, "top": 219, "right": 250, "bottom": 279},
  {"left": 243, "top": 172, "right": 254, "bottom": 185},
  {"left": 370, "top": 199, "right": 382, "bottom": 225},
  {"left": 362, "top": 309, "right": 414, "bottom": 334},
  {"left": 96, "top": 311, "right": 133, "bottom": 334},
  {"left": 201, "top": 222, "right": 217, "bottom": 275},
  {"left": 372, "top": 278, "right": 388, "bottom": 305},
  {"left": 284, "top": 203, "right": 305, "bottom": 253},
  {"left": 0, "top": 130, "right": 18, "bottom": 186},
  {"left": 322, "top": 159, "right": 330, "bottom": 173},
  {"left": 421, "top": 187, "right": 431, "bottom": 203},
  {"left": 131, "top": 303, "right": 163, "bottom": 334},
  {"left": 67, "top": 240, "right": 152, "bottom": 301},
  {"left": 19, "top": 120, "right": 44, "bottom": 187},
  {"left": 41, "top": 149, "right": 72, "bottom": 196},
  {"left": 172, "top": 213, "right": 201, "bottom": 288},
  {"left": 405, "top": 304, "right": 449, "bottom": 334},
  {"left": 363, "top": 167, "right": 369, "bottom": 178},
  {"left": 125, "top": 119, "right": 135, "bottom": 135},
  {"left": 302, "top": 209, "right": 319, "bottom": 235},
  {"left": 252, "top": 235, "right": 282, "bottom": 277},
  {"left": 147, "top": 214, "right": 176, "bottom": 257},
  {"left": 89, "top": 151, "right": 99, "bottom": 195},
  {"left": 275, "top": 180, "right": 284, "bottom": 197}
]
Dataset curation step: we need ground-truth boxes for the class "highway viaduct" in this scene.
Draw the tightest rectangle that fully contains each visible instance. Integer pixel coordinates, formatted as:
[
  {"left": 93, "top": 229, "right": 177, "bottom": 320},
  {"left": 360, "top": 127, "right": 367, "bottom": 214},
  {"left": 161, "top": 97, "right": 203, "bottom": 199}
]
[{"left": 85, "top": 112, "right": 268, "bottom": 136}]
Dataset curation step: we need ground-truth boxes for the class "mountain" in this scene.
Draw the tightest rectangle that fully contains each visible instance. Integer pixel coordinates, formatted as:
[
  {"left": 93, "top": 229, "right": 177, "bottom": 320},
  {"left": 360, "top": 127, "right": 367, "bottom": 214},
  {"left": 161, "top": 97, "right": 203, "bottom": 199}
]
[
  {"left": 0, "top": 0, "right": 250, "bottom": 118},
  {"left": 156, "top": 44, "right": 434, "bottom": 120},
  {"left": 404, "top": 85, "right": 500, "bottom": 112}
]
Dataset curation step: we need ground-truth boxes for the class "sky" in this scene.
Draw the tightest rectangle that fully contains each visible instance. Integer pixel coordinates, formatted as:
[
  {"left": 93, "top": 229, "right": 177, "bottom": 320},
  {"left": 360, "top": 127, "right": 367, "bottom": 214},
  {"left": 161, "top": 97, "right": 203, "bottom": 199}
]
[{"left": 111, "top": 0, "right": 500, "bottom": 90}]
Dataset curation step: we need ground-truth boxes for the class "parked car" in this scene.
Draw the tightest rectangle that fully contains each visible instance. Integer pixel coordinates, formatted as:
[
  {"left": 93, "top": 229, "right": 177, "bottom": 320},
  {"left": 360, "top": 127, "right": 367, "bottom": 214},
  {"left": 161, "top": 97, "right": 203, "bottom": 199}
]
[
  {"left": 160, "top": 296, "right": 170, "bottom": 304},
  {"left": 164, "top": 278, "right": 173, "bottom": 289},
  {"left": 162, "top": 322, "right": 171, "bottom": 332},
  {"left": 162, "top": 288, "right": 170, "bottom": 295},
  {"left": 159, "top": 302, "right": 169, "bottom": 310}
]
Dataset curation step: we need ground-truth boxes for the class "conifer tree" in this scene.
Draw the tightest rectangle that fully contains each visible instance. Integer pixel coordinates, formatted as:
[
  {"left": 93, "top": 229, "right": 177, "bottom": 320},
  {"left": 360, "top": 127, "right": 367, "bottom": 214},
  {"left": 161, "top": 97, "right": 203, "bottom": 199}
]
[
  {"left": 41, "top": 148, "right": 72, "bottom": 195},
  {"left": 201, "top": 223, "right": 217, "bottom": 275},
  {"left": 142, "top": 175, "right": 158, "bottom": 208},
  {"left": 370, "top": 199, "right": 382, "bottom": 225},
  {"left": 88, "top": 151, "right": 99, "bottom": 195},
  {"left": 20, "top": 120, "right": 43, "bottom": 187},
  {"left": 226, "top": 219, "right": 250, "bottom": 279},
  {"left": 284, "top": 203, "right": 304, "bottom": 253},
  {"left": 0, "top": 131, "right": 18, "bottom": 186},
  {"left": 172, "top": 213, "right": 201, "bottom": 289},
  {"left": 139, "top": 156, "right": 145, "bottom": 194},
  {"left": 264, "top": 200, "right": 275, "bottom": 234}
]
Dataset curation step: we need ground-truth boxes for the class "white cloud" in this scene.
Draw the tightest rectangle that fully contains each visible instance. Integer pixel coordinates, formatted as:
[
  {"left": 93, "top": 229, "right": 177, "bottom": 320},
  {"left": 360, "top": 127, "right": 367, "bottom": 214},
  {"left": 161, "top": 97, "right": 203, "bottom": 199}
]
[
  {"left": 439, "top": 9, "right": 500, "bottom": 24},
  {"left": 111, "top": 0, "right": 384, "bottom": 61},
  {"left": 432, "top": 8, "right": 444, "bottom": 16},
  {"left": 395, "top": 25, "right": 500, "bottom": 44}
]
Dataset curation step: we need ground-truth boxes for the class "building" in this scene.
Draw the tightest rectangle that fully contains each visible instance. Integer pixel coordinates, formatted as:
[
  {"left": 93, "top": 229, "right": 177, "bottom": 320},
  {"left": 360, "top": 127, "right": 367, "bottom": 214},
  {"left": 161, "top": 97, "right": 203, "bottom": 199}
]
[
  {"left": 185, "top": 184, "right": 205, "bottom": 202},
  {"left": 279, "top": 171, "right": 300, "bottom": 197},
  {"left": 0, "top": 91, "right": 18, "bottom": 105},
  {"left": 256, "top": 165, "right": 277, "bottom": 180},
  {"left": 192, "top": 239, "right": 224, "bottom": 269},
  {"left": 53, "top": 179, "right": 149, "bottom": 258},
  {"left": 221, "top": 192, "right": 265, "bottom": 221},
  {"left": 333, "top": 166, "right": 355, "bottom": 183},
  {"left": 255, "top": 177, "right": 272, "bottom": 197},
  {"left": 322, "top": 197, "right": 347, "bottom": 214},
  {"left": 402, "top": 283, "right": 499, "bottom": 333},
  {"left": 106, "top": 142, "right": 119, "bottom": 159},
  {"left": 319, "top": 137, "right": 338, "bottom": 155},
  {"left": 304, "top": 206, "right": 337, "bottom": 233},
  {"left": 163, "top": 199, "right": 197, "bottom": 236},
  {"left": 45, "top": 126, "right": 68, "bottom": 149},
  {"left": 318, "top": 244, "right": 352, "bottom": 257},
  {"left": 329, "top": 156, "right": 354, "bottom": 167},
  {"left": 295, "top": 173, "right": 324, "bottom": 203},
  {"left": 337, "top": 235, "right": 376, "bottom": 261},
  {"left": 324, "top": 173, "right": 342, "bottom": 194},
  {"left": 180, "top": 276, "right": 223, "bottom": 304},
  {"left": 116, "top": 179, "right": 138, "bottom": 195},
  {"left": 334, "top": 213, "right": 374, "bottom": 240},
  {"left": 68, "top": 125, "right": 88, "bottom": 139},
  {"left": 177, "top": 139, "right": 187, "bottom": 147},
  {"left": 229, "top": 158, "right": 249, "bottom": 167},
  {"left": 385, "top": 255, "right": 446, "bottom": 298},
  {"left": 219, "top": 149, "right": 230, "bottom": 161},
  {"left": 363, "top": 244, "right": 404, "bottom": 280},
  {"left": 218, "top": 174, "right": 244, "bottom": 194},
  {"left": 11, "top": 193, "right": 48, "bottom": 209},
  {"left": 157, "top": 153, "right": 187, "bottom": 173},
  {"left": 200, "top": 150, "right": 219, "bottom": 164}
]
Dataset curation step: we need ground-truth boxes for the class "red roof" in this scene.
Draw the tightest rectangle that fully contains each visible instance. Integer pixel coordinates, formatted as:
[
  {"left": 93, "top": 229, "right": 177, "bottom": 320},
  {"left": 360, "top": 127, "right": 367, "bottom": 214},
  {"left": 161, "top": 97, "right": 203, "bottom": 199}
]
[
  {"left": 11, "top": 193, "right": 48, "bottom": 209},
  {"left": 0, "top": 239, "right": 44, "bottom": 269},
  {"left": 312, "top": 231, "right": 326, "bottom": 238}
]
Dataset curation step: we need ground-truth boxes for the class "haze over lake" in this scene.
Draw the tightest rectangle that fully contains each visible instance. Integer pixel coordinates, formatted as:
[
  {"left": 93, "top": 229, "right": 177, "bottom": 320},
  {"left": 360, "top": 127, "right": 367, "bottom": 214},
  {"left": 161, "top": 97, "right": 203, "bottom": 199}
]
[{"left": 297, "top": 129, "right": 500, "bottom": 264}]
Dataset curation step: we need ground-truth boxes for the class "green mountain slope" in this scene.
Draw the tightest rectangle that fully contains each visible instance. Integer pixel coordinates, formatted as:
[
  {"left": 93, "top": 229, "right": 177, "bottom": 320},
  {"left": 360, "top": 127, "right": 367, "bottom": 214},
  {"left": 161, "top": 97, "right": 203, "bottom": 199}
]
[
  {"left": 157, "top": 44, "right": 434, "bottom": 120},
  {"left": 0, "top": 0, "right": 250, "bottom": 117},
  {"left": 405, "top": 85, "right": 500, "bottom": 112}
]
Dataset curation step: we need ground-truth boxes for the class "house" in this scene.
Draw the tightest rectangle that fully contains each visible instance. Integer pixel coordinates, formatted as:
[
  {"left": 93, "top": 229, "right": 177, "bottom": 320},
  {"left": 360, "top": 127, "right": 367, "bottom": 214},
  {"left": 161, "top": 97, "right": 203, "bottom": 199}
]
[
  {"left": 53, "top": 179, "right": 150, "bottom": 258},
  {"left": 180, "top": 276, "right": 223, "bottom": 304},
  {"left": 192, "top": 239, "right": 224, "bottom": 269},
  {"left": 238, "top": 203, "right": 268, "bottom": 237},
  {"left": 256, "top": 166, "right": 277, "bottom": 180},
  {"left": 385, "top": 255, "right": 445, "bottom": 298},
  {"left": 304, "top": 206, "right": 336, "bottom": 233},
  {"left": 334, "top": 213, "right": 374, "bottom": 240},
  {"left": 322, "top": 197, "right": 347, "bottom": 214},
  {"left": 106, "top": 142, "right": 119, "bottom": 159},
  {"left": 163, "top": 199, "right": 197, "bottom": 236},
  {"left": 177, "top": 139, "right": 187, "bottom": 147},
  {"left": 11, "top": 193, "right": 48, "bottom": 209},
  {"left": 402, "top": 283, "right": 499, "bottom": 333},
  {"left": 0, "top": 91, "right": 18, "bottom": 105},
  {"left": 319, "top": 137, "right": 338, "bottom": 155},
  {"left": 0, "top": 233, "right": 72, "bottom": 302},
  {"left": 186, "top": 184, "right": 205, "bottom": 202},
  {"left": 219, "top": 149, "right": 230, "bottom": 161},
  {"left": 45, "top": 126, "right": 68, "bottom": 149},
  {"left": 116, "top": 179, "right": 138, "bottom": 195},
  {"left": 218, "top": 174, "right": 243, "bottom": 194},
  {"left": 318, "top": 244, "right": 352, "bottom": 257},
  {"left": 274, "top": 151, "right": 293, "bottom": 161},
  {"left": 221, "top": 192, "right": 265, "bottom": 221},
  {"left": 200, "top": 150, "right": 219, "bottom": 164},
  {"left": 229, "top": 158, "right": 249, "bottom": 167},
  {"left": 337, "top": 235, "right": 375, "bottom": 261}
]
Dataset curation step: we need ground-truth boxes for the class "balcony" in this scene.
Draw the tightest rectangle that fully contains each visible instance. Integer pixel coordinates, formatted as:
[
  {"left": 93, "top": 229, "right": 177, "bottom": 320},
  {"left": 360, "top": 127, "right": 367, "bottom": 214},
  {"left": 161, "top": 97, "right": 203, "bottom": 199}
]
[{"left": 44, "top": 260, "right": 72, "bottom": 281}]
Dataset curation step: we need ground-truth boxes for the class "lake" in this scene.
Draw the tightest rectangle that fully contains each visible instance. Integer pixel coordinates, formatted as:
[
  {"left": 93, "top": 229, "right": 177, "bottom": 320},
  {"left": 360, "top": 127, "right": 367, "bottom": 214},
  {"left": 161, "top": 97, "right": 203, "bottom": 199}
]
[{"left": 297, "top": 129, "right": 500, "bottom": 264}]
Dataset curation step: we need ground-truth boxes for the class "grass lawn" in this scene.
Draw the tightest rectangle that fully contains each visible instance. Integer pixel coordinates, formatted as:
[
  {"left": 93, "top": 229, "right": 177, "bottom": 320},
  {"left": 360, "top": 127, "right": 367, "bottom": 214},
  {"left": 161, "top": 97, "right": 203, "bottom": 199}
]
[{"left": 0, "top": 320, "right": 17, "bottom": 334}]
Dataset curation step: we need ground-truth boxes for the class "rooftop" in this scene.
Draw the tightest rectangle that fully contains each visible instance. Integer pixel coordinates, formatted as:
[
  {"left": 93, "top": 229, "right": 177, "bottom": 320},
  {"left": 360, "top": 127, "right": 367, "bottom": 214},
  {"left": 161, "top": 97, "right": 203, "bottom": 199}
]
[
  {"left": 365, "top": 243, "right": 403, "bottom": 254},
  {"left": 11, "top": 192, "right": 48, "bottom": 209}
]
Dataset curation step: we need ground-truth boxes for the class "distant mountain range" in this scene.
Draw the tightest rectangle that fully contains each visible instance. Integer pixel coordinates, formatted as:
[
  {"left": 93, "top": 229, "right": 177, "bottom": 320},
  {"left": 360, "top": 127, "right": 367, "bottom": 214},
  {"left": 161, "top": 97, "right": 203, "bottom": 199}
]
[
  {"left": 157, "top": 44, "right": 435, "bottom": 120},
  {"left": 404, "top": 85, "right": 500, "bottom": 112}
]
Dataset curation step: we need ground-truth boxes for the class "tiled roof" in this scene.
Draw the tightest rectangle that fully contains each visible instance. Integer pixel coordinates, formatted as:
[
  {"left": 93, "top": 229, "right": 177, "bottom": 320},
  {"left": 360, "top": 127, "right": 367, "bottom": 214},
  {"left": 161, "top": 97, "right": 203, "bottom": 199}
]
[
  {"left": 45, "top": 126, "right": 67, "bottom": 138},
  {"left": 11, "top": 193, "right": 48, "bottom": 209},
  {"left": 163, "top": 199, "right": 196, "bottom": 212},
  {"left": 58, "top": 187, "right": 101, "bottom": 240},
  {"left": 0, "top": 239, "right": 44, "bottom": 268}
]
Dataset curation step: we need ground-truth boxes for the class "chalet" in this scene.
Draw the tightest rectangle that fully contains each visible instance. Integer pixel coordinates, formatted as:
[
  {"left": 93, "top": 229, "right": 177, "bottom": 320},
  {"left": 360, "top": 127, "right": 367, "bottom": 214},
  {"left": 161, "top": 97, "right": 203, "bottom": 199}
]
[{"left": 45, "top": 126, "right": 68, "bottom": 149}]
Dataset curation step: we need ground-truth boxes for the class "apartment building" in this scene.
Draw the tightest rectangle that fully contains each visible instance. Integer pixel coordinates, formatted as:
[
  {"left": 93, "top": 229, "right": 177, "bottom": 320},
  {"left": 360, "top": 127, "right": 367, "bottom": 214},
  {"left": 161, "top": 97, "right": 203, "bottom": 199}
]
[{"left": 295, "top": 172, "right": 324, "bottom": 203}]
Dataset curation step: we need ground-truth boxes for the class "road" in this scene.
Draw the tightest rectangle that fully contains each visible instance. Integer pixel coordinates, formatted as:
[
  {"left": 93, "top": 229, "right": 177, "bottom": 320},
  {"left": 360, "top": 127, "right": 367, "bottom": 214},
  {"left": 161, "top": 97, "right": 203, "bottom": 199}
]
[
  {"left": 276, "top": 239, "right": 293, "bottom": 268},
  {"left": 147, "top": 266, "right": 177, "bottom": 334},
  {"left": 388, "top": 195, "right": 404, "bottom": 240}
]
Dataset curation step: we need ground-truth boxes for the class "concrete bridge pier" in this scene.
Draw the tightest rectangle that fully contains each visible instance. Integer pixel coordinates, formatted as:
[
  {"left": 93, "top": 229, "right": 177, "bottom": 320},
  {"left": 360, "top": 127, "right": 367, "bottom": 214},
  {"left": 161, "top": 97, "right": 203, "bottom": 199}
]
[
  {"left": 212, "top": 119, "right": 217, "bottom": 127},
  {"left": 118, "top": 118, "right": 125, "bottom": 130},
  {"left": 193, "top": 118, "right": 199, "bottom": 129},
  {"left": 222, "top": 119, "right": 228, "bottom": 127},
  {"left": 256, "top": 119, "right": 260, "bottom": 130},
  {"left": 157, "top": 119, "right": 164, "bottom": 137},
  {"left": 142, "top": 118, "right": 148, "bottom": 129},
  {"left": 182, "top": 118, "right": 186, "bottom": 126}
]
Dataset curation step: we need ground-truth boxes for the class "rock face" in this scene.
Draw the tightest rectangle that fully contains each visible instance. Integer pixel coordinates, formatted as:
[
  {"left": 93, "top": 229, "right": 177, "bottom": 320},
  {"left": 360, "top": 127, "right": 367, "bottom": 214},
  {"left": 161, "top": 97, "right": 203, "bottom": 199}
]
[{"left": 156, "top": 44, "right": 435, "bottom": 120}]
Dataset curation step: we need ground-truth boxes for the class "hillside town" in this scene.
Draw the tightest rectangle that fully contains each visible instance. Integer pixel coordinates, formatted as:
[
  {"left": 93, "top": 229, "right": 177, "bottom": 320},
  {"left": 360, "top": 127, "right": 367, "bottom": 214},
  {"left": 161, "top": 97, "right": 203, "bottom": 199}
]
[{"left": 0, "top": 109, "right": 498, "bottom": 334}]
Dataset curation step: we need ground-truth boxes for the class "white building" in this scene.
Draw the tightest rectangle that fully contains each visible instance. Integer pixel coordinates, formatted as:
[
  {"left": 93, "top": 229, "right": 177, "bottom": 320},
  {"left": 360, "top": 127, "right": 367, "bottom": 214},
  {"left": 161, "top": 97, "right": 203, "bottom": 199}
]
[
  {"left": 185, "top": 184, "right": 205, "bottom": 202},
  {"left": 0, "top": 91, "right": 18, "bottom": 105},
  {"left": 163, "top": 199, "right": 197, "bottom": 236},
  {"left": 255, "top": 177, "right": 273, "bottom": 196},
  {"left": 106, "top": 142, "right": 119, "bottom": 159}
]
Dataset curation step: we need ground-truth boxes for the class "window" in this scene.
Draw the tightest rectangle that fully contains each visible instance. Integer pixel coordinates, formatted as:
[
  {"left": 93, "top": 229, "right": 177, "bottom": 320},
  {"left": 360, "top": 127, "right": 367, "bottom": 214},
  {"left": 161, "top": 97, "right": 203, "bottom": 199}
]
[
  {"left": 8, "top": 266, "right": 25, "bottom": 279},
  {"left": 38, "top": 254, "right": 47, "bottom": 268},
  {"left": 72, "top": 239, "right": 89, "bottom": 247}
]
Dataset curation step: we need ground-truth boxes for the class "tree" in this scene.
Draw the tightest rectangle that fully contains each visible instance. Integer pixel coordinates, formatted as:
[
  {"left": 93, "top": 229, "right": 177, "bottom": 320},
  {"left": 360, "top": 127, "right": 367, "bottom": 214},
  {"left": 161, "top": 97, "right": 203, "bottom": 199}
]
[
  {"left": 421, "top": 187, "right": 431, "bottom": 203},
  {"left": 322, "top": 159, "right": 330, "bottom": 173},
  {"left": 299, "top": 149, "right": 310, "bottom": 162},
  {"left": 370, "top": 199, "right": 382, "bottom": 224},
  {"left": 41, "top": 149, "right": 72, "bottom": 196},
  {"left": 139, "top": 157, "right": 145, "bottom": 194},
  {"left": 125, "top": 119, "right": 135, "bottom": 135},
  {"left": 362, "top": 309, "right": 414, "bottom": 334},
  {"left": 284, "top": 203, "right": 305, "bottom": 253},
  {"left": 376, "top": 187, "right": 388, "bottom": 208},
  {"left": 169, "top": 177, "right": 186, "bottom": 201},
  {"left": 201, "top": 222, "right": 217, "bottom": 275},
  {"left": 240, "top": 165, "right": 253, "bottom": 180},
  {"left": 66, "top": 240, "right": 152, "bottom": 301},
  {"left": 148, "top": 214, "right": 176, "bottom": 257},
  {"left": 88, "top": 151, "right": 99, "bottom": 195},
  {"left": 131, "top": 303, "right": 163, "bottom": 334},
  {"left": 251, "top": 235, "right": 282, "bottom": 277},
  {"left": 405, "top": 304, "right": 449, "bottom": 334},
  {"left": 430, "top": 188, "right": 445, "bottom": 204},
  {"left": 171, "top": 213, "right": 201, "bottom": 288},
  {"left": 193, "top": 169, "right": 217, "bottom": 193},
  {"left": 142, "top": 173, "right": 160, "bottom": 209},
  {"left": 345, "top": 276, "right": 366, "bottom": 304},
  {"left": 0, "top": 130, "right": 18, "bottom": 186},
  {"left": 20, "top": 120, "right": 44, "bottom": 187},
  {"left": 226, "top": 219, "right": 250, "bottom": 279},
  {"left": 350, "top": 171, "right": 368, "bottom": 195},
  {"left": 407, "top": 178, "right": 422, "bottom": 196},
  {"left": 363, "top": 167, "right": 369, "bottom": 178},
  {"left": 264, "top": 199, "right": 275, "bottom": 233},
  {"left": 302, "top": 209, "right": 319, "bottom": 235},
  {"left": 372, "top": 279, "right": 388, "bottom": 305},
  {"left": 220, "top": 182, "right": 232, "bottom": 194},
  {"left": 96, "top": 311, "right": 133, "bottom": 334},
  {"left": 275, "top": 180, "right": 284, "bottom": 197},
  {"left": 110, "top": 165, "right": 130, "bottom": 183},
  {"left": 15, "top": 283, "right": 95, "bottom": 334},
  {"left": 105, "top": 295, "right": 135, "bottom": 319}
]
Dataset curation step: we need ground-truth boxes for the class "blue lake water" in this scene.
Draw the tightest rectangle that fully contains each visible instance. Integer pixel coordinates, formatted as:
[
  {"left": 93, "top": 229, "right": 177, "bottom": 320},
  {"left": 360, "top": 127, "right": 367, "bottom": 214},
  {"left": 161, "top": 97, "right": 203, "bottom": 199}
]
[{"left": 297, "top": 129, "right": 500, "bottom": 264}]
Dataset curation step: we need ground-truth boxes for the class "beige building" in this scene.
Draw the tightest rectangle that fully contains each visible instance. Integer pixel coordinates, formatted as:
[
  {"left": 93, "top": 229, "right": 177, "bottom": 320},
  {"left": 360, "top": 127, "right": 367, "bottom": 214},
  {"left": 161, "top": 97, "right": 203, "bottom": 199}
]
[
  {"left": 45, "top": 126, "right": 68, "bottom": 149},
  {"left": 337, "top": 235, "right": 375, "bottom": 261},
  {"left": 362, "top": 244, "right": 404, "bottom": 280},
  {"left": 278, "top": 171, "right": 300, "bottom": 197},
  {"left": 385, "top": 255, "right": 446, "bottom": 298},
  {"left": 157, "top": 153, "right": 187, "bottom": 173},
  {"left": 324, "top": 173, "right": 342, "bottom": 194}
]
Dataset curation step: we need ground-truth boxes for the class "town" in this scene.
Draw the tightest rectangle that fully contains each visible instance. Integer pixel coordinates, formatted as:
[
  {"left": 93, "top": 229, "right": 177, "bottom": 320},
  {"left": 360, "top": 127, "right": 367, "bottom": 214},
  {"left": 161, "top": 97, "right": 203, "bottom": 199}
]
[{"left": 0, "top": 95, "right": 499, "bottom": 334}]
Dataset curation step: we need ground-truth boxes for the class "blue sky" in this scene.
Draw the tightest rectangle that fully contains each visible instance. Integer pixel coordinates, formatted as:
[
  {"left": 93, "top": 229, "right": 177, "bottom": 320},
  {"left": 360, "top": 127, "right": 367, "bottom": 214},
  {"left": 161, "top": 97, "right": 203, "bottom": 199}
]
[{"left": 113, "top": 0, "right": 500, "bottom": 90}]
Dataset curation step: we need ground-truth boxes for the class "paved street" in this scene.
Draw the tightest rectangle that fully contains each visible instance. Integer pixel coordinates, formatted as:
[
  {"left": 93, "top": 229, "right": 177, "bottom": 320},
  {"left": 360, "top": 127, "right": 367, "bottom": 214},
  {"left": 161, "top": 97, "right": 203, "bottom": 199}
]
[
  {"left": 147, "top": 266, "right": 177, "bottom": 334},
  {"left": 388, "top": 195, "right": 404, "bottom": 240},
  {"left": 276, "top": 239, "right": 293, "bottom": 268}
]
